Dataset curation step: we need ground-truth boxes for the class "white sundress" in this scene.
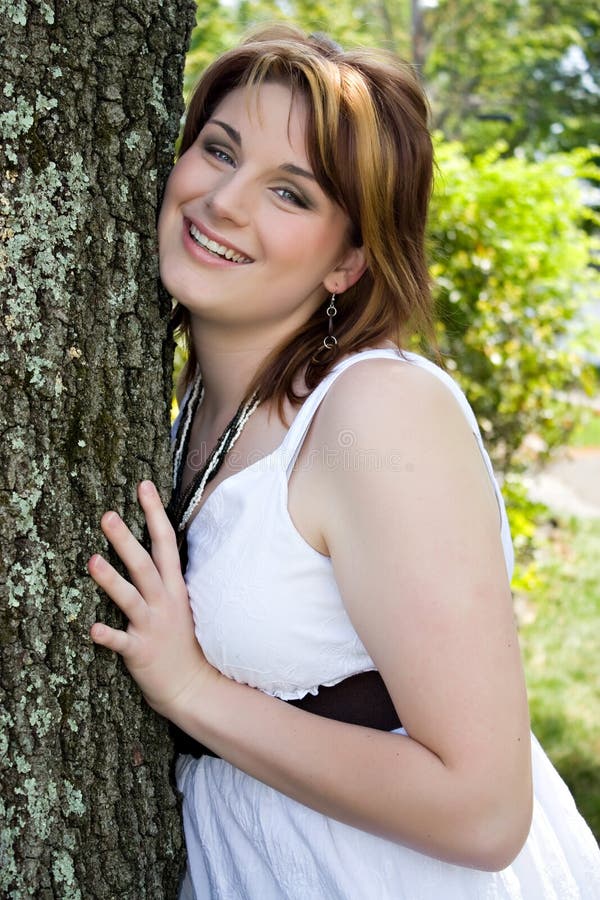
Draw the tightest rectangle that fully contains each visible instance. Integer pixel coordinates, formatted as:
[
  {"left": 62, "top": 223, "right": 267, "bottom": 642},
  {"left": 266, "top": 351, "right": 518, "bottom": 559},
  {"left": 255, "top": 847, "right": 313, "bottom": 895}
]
[{"left": 174, "top": 347, "right": 600, "bottom": 899}]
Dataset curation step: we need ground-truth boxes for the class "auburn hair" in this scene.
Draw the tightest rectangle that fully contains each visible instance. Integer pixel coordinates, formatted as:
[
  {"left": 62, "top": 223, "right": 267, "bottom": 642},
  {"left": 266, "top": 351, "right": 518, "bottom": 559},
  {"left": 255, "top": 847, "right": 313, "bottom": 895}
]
[{"left": 171, "top": 24, "right": 435, "bottom": 421}]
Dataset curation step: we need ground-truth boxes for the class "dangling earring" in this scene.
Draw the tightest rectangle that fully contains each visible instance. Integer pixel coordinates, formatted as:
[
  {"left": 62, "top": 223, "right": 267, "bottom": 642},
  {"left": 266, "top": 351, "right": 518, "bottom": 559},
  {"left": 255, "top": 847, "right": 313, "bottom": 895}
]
[
  {"left": 312, "top": 292, "right": 338, "bottom": 363},
  {"left": 324, "top": 292, "right": 338, "bottom": 350}
]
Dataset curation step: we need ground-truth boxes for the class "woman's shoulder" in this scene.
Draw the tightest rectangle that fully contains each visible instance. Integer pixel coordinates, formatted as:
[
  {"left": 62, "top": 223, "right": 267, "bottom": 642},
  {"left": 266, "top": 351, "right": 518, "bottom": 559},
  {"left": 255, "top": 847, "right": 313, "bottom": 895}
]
[
  {"left": 314, "top": 346, "right": 505, "bottom": 552},
  {"left": 305, "top": 345, "right": 493, "bottom": 508},
  {"left": 322, "top": 348, "right": 472, "bottom": 435}
]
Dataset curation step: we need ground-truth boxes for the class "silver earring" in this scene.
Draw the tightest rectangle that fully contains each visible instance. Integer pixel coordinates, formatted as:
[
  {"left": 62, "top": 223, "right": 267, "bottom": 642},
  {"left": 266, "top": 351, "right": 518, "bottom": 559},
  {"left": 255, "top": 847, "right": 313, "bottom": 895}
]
[
  {"left": 312, "top": 292, "right": 339, "bottom": 364},
  {"left": 323, "top": 292, "right": 338, "bottom": 350}
]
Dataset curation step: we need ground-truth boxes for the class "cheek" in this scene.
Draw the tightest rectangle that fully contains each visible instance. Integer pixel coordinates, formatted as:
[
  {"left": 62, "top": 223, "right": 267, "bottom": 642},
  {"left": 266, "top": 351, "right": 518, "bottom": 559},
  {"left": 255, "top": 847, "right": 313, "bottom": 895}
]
[
  {"left": 157, "top": 165, "right": 192, "bottom": 250},
  {"left": 157, "top": 208, "right": 171, "bottom": 259},
  {"left": 274, "top": 219, "right": 346, "bottom": 273},
  {"left": 270, "top": 219, "right": 329, "bottom": 263},
  {"left": 160, "top": 154, "right": 196, "bottom": 208},
  {"left": 158, "top": 175, "right": 177, "bottom": 236}
]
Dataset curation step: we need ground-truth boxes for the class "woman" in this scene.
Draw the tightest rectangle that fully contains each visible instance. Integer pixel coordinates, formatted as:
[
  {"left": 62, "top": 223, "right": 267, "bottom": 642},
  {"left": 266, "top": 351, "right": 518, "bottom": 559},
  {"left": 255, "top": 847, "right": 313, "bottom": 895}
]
[{"left": 89, "top": 25, "right": 600, "bottom": 899}]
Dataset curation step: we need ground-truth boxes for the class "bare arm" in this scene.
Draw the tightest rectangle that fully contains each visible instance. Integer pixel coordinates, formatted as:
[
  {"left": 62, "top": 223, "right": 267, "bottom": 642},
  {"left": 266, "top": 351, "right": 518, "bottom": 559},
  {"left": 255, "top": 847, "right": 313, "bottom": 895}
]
[{"left": 89, "top": 360, "right": 532, "bottom": 871}]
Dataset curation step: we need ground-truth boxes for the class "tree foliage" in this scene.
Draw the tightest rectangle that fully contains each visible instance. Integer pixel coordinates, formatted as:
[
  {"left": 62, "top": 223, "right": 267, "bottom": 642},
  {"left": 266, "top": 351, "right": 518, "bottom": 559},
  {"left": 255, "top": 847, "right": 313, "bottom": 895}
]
[
  {"left": 429, "top": 141, "right": 599, "bottom": 473},
  {"left": 423, "top": 1, "right": 600, "bottom": 156}
]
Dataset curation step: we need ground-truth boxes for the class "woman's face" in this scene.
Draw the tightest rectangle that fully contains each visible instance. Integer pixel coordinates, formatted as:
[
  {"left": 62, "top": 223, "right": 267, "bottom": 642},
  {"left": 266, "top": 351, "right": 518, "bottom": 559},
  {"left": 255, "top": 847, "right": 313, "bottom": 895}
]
[{"left": 158, "top": 81, "right": 361, "bottom": 334}]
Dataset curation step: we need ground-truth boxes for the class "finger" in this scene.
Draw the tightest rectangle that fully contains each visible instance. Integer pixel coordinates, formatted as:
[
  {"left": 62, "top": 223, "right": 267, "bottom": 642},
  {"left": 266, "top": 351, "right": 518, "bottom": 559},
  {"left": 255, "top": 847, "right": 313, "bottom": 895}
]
[
  {"left": 101, "top": 510, "right": 165, "bottom": 605},
  {"left": 88, "top": 554, "right": 147, "bottom": 623},
  {"left": 138, "top": 481, "right": 186, "bottom": 588},
  {"left": 90, "top": 622, "right": 131, "bottom": 656}
]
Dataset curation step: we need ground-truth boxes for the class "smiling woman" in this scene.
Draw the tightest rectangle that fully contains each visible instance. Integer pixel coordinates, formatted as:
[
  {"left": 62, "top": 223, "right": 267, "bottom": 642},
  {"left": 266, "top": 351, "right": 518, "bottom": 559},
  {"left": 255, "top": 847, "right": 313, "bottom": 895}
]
[
  {"left": 158, "top": 80, "right": 363, "bottom": 339},
  {"left": 89, "top": 24, "right": 600, "bottom": 900}
]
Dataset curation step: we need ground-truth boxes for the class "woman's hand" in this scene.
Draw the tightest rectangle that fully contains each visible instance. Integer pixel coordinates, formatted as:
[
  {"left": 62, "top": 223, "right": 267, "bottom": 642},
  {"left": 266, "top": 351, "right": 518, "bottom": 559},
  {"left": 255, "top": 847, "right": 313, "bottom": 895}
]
[{"left": 88, "top": 480, "right": 215, "bottom": 719}]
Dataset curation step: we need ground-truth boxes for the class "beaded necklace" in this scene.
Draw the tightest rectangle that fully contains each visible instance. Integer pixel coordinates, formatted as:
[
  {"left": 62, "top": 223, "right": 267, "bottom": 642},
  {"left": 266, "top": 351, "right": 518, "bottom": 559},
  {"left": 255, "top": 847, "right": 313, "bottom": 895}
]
[{"left": 169, "top": 370, "right": 261, "bottom": 559}]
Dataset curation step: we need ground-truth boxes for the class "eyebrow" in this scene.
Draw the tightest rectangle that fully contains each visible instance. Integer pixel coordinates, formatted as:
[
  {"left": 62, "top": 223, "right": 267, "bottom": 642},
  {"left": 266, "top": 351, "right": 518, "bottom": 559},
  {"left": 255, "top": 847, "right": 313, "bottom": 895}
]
[
  {"left": 280, "top": 163, "right": 317, "bottom": 182},
  {"left": 210, "top": 119, "right": 242, "bottom": 146},
  {"left": 208, "top": 119, "right": 317, "bottom": 183}
]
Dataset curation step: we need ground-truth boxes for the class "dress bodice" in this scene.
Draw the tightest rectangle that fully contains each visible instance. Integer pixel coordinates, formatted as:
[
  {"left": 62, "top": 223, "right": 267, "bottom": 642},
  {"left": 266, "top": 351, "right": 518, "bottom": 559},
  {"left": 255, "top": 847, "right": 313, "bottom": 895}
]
[{"left": 175, "top": 348, "right": 513, "bottom": 700}]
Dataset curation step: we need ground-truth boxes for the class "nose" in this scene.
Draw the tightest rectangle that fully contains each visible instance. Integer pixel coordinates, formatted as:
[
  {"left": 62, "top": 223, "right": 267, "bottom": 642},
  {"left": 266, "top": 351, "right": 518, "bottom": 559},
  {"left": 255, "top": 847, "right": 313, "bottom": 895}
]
[{"left": 205, "top": 169, "right": 251, "bottom": 227}]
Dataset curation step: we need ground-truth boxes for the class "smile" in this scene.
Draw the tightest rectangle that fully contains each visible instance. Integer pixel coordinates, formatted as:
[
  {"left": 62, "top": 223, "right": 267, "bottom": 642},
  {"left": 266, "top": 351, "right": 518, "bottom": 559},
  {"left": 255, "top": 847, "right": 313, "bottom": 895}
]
[{"left": 188, "top": 222, "right": 252, "bottom": 264}]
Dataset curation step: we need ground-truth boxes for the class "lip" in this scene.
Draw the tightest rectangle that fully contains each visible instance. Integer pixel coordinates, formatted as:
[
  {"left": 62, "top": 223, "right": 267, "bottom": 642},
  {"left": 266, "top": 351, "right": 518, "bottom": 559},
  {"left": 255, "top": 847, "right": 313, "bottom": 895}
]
[{"left": 183, "top": 216, "right": 254, "bottom": 265}]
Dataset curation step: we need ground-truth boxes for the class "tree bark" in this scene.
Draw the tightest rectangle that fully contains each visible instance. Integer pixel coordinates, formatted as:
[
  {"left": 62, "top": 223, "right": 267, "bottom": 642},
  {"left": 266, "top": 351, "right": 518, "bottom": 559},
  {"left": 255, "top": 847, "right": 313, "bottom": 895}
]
[
  {"left": 0, "top": 1, "right": 196, "bottom": 896},
  {"left": 411, "top": 0, "right": 426, "bottom": 71}
]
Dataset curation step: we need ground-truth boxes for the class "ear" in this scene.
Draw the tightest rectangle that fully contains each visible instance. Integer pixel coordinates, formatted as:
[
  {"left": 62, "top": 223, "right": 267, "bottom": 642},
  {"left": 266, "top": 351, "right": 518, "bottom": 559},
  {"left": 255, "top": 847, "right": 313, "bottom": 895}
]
[{"left": 323, "top": 245, "right": 367, "bottom": 294}]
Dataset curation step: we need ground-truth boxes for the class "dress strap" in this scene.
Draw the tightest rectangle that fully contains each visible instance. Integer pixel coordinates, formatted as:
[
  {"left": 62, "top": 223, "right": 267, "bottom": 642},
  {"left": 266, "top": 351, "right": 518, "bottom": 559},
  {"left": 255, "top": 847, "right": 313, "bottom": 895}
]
[
  {"left": 277, "top": 346, "right": 514, "bottom": 577},
  {"left": 279, "top": 348, "right": 403, "bottom": 476}
]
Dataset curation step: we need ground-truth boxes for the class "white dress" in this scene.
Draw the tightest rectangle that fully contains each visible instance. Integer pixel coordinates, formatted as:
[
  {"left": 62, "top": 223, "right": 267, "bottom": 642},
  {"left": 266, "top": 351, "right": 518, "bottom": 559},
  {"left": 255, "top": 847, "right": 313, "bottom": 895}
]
[{"left": 174, "top": 348, "right": 600, "bottom": 899}]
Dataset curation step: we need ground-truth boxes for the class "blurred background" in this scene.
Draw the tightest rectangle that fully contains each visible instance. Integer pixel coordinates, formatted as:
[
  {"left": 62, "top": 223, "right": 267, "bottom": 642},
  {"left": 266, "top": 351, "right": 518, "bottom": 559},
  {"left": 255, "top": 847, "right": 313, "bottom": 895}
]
[{"left": 177, "top": 1, "right": 600, "bottom": 840}]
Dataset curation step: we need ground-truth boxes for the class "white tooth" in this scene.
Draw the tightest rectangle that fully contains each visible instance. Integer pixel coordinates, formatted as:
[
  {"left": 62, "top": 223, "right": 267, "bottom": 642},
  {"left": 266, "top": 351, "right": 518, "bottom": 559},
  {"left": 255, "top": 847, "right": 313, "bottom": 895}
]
[
  {"left": 191, "top": 226, "right": 209, "bottom": 247},
  {"left": 189, "top": 223, "right": 249, "bottom": 261}
]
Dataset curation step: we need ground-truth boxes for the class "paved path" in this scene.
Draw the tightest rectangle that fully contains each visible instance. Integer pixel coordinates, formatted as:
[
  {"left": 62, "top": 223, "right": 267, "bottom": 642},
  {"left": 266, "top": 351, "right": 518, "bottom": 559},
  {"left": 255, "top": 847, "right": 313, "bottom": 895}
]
[{"left": 524, "top": 447, "right": 600, "bottom": 519}]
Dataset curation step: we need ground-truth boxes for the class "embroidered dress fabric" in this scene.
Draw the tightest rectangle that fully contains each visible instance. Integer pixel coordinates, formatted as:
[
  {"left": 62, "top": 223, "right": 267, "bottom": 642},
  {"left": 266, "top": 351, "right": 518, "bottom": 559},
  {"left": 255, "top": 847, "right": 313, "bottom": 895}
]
[{"left": 174, "top": 348, "right": 600, "bottom": 900}]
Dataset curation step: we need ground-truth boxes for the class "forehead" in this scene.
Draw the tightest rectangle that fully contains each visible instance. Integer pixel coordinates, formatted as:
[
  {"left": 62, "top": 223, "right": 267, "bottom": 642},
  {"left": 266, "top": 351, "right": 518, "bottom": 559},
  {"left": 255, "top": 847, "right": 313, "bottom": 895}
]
[{"left": 209, "top": 82, "right": 310, "bottom": 158}]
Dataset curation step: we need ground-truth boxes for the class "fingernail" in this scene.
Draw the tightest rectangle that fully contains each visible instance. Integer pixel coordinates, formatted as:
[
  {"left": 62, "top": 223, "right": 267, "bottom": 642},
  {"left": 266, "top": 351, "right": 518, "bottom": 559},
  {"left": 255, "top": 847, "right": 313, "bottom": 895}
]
[
  {"left": 91, "top": 554, "right": 107, "bottom": 571},
  {"left": 140, "top": 480, "right": 154, "bottom": 495}
]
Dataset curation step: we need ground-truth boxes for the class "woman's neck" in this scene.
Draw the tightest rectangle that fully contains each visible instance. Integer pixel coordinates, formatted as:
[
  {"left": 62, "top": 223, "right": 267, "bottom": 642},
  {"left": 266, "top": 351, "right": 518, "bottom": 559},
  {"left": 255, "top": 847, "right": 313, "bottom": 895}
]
[{"left": 188, "top": 318, "right": 280, "bottom": 425}]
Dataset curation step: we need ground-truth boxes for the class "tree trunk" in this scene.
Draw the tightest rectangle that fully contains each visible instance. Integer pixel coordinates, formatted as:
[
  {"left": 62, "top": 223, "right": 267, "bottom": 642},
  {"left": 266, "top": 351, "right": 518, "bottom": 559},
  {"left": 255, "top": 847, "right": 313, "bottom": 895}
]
[
  {"left": 1, "top": 1, "right": 196, "bottom": 896},
  {"left": 411, "top": 0, "right": 426, "bottom": 71}
]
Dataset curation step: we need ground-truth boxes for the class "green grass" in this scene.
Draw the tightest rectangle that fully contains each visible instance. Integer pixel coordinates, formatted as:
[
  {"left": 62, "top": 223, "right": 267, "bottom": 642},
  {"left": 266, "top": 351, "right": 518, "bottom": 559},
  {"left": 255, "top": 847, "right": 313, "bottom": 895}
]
[{"left": 516, "top": 517, "right": 600, "bottom": 842}]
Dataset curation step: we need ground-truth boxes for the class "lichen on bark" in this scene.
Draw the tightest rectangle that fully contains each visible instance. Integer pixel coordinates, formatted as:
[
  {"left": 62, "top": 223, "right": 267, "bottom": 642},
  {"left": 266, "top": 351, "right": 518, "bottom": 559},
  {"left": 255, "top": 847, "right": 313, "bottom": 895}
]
[{"left": 0, "top": 1, "right": 196, "bottom": 896}]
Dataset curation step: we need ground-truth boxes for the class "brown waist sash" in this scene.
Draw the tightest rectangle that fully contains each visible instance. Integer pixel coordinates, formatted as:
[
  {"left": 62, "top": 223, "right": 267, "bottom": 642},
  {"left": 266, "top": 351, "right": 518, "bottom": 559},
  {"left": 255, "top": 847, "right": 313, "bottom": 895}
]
[{"left": 170, "top": 670, "right": 401, "bottom": 759}]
